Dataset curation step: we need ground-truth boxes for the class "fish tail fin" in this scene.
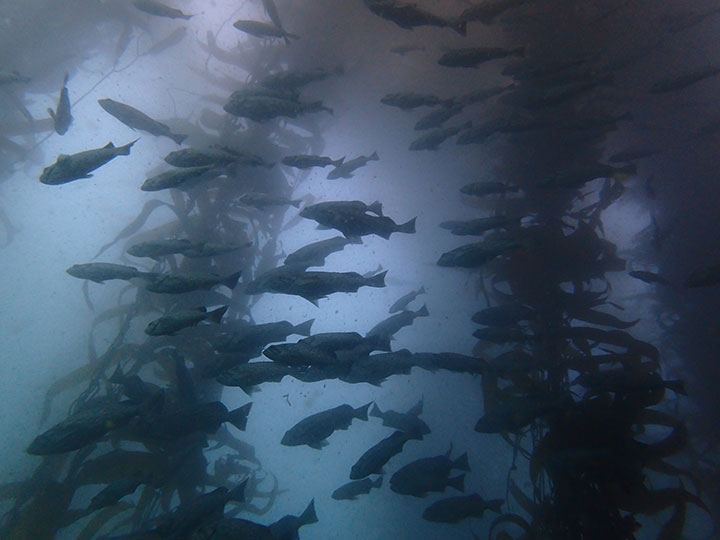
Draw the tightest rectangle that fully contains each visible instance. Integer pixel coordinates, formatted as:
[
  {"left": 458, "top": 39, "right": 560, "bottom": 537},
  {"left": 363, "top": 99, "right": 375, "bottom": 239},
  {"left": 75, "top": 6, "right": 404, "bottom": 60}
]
[
  {"left": 398, "top": 217, "right": 417, "bottom": 234},
  {"left": 454, "top": 451, "right": 471, "bottom": 472},
  {"left": 448, "top": 473, "right": 465, "bottom": 492},
  {"left": 62, "top": 72, "right": 69, "bottom": 86},
  {"left": 333, "top": 156, "right": 346, "bottom": 167},
  {"left": 370, "top": 151, "right": 380, "bottom": 161},
  {"left": 374, "top": 476, "right": 383, "bottom": 488},
  {"left": 418, "top": 286, "right": 426, "bottom": 295},
  {"left": 227, "top": 402, "right": 253, "bottom": 431},
  {"left": 367, "top": 270, "right": 388, "bottom": 288},
  {"left": 485, "top": 498, "right": 504, "bottom": 514},
  {"left": 118, "top": 138, "right": 139, "bottom": 155},
  {"left": 347, "top": 235, "right": 363, "bottom": 244},
  {"left": 355, "top": 401, "right": 373, "bottom": 421},
  {"left": 291, "top": 199, "right": 302, "bottom": 208},
  {"left": 415, "top": 304, "right": 429, "bottom": 318},
  {"left": 299, "top": 499, "right": 318, "bottom": 527},
  {"left": 294, "top": 318, "right": 315, "bottom": 336},
  {"left": 227, "top": 479, "right": 247, "bottom": 503},
  {"left": 222, "top": 271, "right": 242, "bottom": 290},
  {"left": 47, "top": 108, "right": 56, "bottom": 120},
  {"left": 207, "top": 305, "right": 228, "bottom": 324},
  {"left": 367, "top": 200, "right": 383, "bottom": 216},
  {"left": 369, "top": 403, "right": 383, "bottom": 418},
  {"left": 171, "top": 133, "right": 188, "bottom": 145},
  {"left": 371, "top": 334, "right": 392, "bottom": 352}
]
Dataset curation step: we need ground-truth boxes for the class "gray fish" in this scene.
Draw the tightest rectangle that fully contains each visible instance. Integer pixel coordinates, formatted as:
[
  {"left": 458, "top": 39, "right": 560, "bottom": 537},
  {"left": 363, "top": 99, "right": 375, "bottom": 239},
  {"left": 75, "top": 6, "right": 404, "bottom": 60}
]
[
  {"left": 414, "top": 104, "right": 464, "bottom": 130},
  {"left": 87, "top": 473, "right": 146, "bottom": 512},
  {"left": 628, "top": 270, "right": 672, "bottom": 287},
  {"left": 438, "top": 46, "right": 525, "bottom": 68},
  {"left": 146, "top": 271, "right": 241, "bottom": 294},
  {"left": 215, "top": 319, "right": 314, "bottom": 355},
  {"left": 268, "top": 500, "right": 318, "bottom": 540},
  {"left": 224, "top": 95, "right": 332, "bottom": 122},
  {"left": 538, "top": 163, "right": 636, "bottom": 189},
  {"left": 132, "top": 0, "right": 192, "bottom": 20},
  {"left": 350, "top": 430, "right": 421, "bottom": 480},
  {"left": 300, "top": 199, "right": 383, "bottom": 217},
  {"left": 127, "top": 239, "right": 193, "bottom": 258},
  {"left": 389, "top": 286, "right": 426, "bottom": 313},
  {"left": 230, "top": 84, "right": 300, "bottom": 102},
  {"left": 140, "top": 166, "right": 215, "bottom": 191},
  {"left": 143, "top": 27, "right": 187, "bottom": 56},
  {"left": 261, "top": 67, "right": 343, "bottom": 91},
  {"left": 380, "top": 92, "right": 447, "bottom": 110},
  {"left": 246, "top": 267, "right": 387, "bottom": 306},
  {"left": 39, "top": 139, "right": 137, "bottom": 185},
  {"left": 232, "top": 19, "right": 299, "bottom": 45},
  {"left": 27, "top": 396, "right": 160, "bottom": 455},
  {"left": 365, "top": 1, "right": 467, "bottom": 35},
  {"left": 281, "top": 154, "right": 345, "bottom": 169},
  {"left": 164, "top": 147, "right": 242, "bottom": 168},
  {"left": 390, "top": 450, "right": 471, "bottom": 496},
  {"left": 98, "top": 98, "right": 187, "bottom": 145},
  {"left": 439, "top": 215, "right": 519, "bottom": 236},
  {"left": 237, "top": 192, "right": 302, "bottom": 210},
  {"left": 409, "top": 121, "right": 471, "bottom": 151},
  {"left": 368, "top": 305, "right": 429, "bottom": 339},
  {"left": 343, "top": 350, "right": 417, "bottom": 386},
  {"left": 471, "top": 304, "right": 535, "bottom": 326},
  {"left": 460, "top": 181, "right": 519, "bottom": 197},
  {"left": 422, "top": 494, "right": 503, "bottom": 523},
  {"left": 301, "top": 332, "right": 391, "bottom": 354},
  {"left": 284, "top": 237, "right": 352, "bottom": 269},
  {"left": 144, "top": 306, "right": 228, "bottom": 336},
  {"left": 370, "top": 399, "right": 431, "bottom": 435},
  {"left": 473, "top": 326, "right": 527, "bottom": 344},
  {"left": 262, "top": 0, "right": 284, "bottom": 31},
  {"left": 475, "top": 395, "right": 560, "bottom": 433},
  {"left": 649, "top": 65, "right": 720, "bottom": 94},
  {"left": 300, "top": 200, "right": 414, "bottom": 239},
  {"left": 48, "top": 73, "right": 72, "bottom": 135},
  {"left": 326, "top": 152, "right": 379, "bottom": 179},
  {"left": 216, "top": 362, "right": 298, "bottom": 393},
  {"left": 332, "top": 476, "right": 383, "bottom": 500},
  {"left": 0, "top": 68, "right": 30, "bottom": 84},
  {"left": 281, "top": 403, "right": 372, "bottom": 449},
  {"left": 66, "top": 262, "right": 151, "bottom": 284},
  {"left": 182, "top": 242, "right": 250, "bottom": 258},
  {"left": 437, "top": 238, "right": 520, "bottom": 268},
  {"left": 264, "top": 341, "right": 346, "bottom": 367}
]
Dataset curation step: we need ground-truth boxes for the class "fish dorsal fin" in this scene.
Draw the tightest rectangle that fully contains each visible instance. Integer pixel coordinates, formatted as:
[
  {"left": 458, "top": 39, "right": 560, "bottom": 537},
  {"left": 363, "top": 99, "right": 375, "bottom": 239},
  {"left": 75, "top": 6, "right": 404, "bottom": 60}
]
[
  {"left": 57, "top": 154, "right": 71, "bottom": 162},
  {"left": 104, "top": 142, "right": 115, "bottom": 149}
]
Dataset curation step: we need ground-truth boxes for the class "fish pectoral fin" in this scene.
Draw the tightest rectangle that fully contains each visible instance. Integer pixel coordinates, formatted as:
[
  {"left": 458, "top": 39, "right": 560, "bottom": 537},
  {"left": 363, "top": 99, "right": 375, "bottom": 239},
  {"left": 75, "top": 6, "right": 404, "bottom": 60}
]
[{"left": 308, "top": 440, "right": 328, "bottom": 450}]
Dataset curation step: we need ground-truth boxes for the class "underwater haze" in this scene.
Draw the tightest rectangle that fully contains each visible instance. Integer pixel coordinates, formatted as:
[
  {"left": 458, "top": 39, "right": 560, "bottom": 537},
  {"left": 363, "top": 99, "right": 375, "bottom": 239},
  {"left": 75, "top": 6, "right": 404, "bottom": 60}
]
[{"left": 1, "top": 0, "right": 720, "bottom": 538}]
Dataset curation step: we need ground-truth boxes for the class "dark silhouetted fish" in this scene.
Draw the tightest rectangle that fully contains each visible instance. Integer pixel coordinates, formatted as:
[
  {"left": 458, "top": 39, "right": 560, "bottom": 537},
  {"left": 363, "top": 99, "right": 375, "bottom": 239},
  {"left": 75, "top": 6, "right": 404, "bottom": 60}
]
[
  {"left": 146, "top": 271, "right": 241, "bottom": 294},
  {"left": 438, "top": 46, "right": 525, "bottom": 68},
  {"left": 284, "top": 237, "right": 351, "bottom": 268},
  {"left": 350, "top": 430, "right": 422, "bottom": 479},
  {"left": 141, "top": 165, "right": 215, "bottom": 191},
  {"left": 409, "top": 121, "right": 472, "bottom": 150},
  {"left": 99, "top": 98, "right": 187, "bottom": 145},
  {"left": 224, "top": 95, "right": 331, "bottom": 122},
  {"left": 39, "top": 139, "right": 138, "bottom": 185},
  {"left": 48, "top": 73, "right": 72, "bottom": 135},
  {"left": 628, "top": 270, "right": 672, "bottom": 287},
  {"left": 269, "top": 499, "right": 318, "bottom": 540},
  {"left": 66, "top": 262, "right": 154, "bottom": 284},
  {"left": 440, "top": 215, "right": 519, "bottom": 236},
  {"left": 260, "top": 67, "right": 343, "bottom": 91},
  {"left": 390, "top": 449, "right": 470, "bottom": 496},
  {"left": 422, "top": 494, "right": 503, "bottom": 523},
  {"left": 389, "top": 286, "right": 426, "bottom": 313},
  {"left": 367, "top": 304, "right": 429, "bottom": 340},
  {"left": 281, "top": 154, "right": 345, "bottom": 169},
  {"left": 281, "top": 402, "right": 372, "bottom": 449},
  {"left": 300, "top": 200, "right": 414, "bottom": 240},
  {"left": 365, "top": 0, "right": 467, "bottom": 35},
  {"left": 232, "top": 19, "right": 299, "bottom": 45},
  {"left": 380, "top": 92, "right": 447, "bottom": 110},
  {"left": 144, "top": 306, "right": 228, "bottom": 336},
  {"left": 132, "top": 0, "right": 192, "bottom": 20},
  {"left": 437, "top": 238, "right": 520, "bottom": 268},
  {"left": 460, "top": 181, "right": 520, "bottom": 196},
  {"left": 237, "top": 192, "right": 302, "bottom": 209},
  {"left": 472, "top": 303, "right": 535, "bottom": 326},
  {"left": 326, "top": 152, "right": 379, "bottom": 179},
  {"left": 332, "top": 476, "right": 383, "bottom": 500},
  {"left": 370, "top": 398, "right": 431, "bottom": 435}
]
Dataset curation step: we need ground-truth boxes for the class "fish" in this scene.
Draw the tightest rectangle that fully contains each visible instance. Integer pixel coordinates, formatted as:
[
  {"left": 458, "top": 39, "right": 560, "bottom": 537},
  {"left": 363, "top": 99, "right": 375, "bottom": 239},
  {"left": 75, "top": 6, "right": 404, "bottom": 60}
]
[
  {"left": 300, "top": 201, "right": 415, "bottom": 240},
  {"left": 367, "top": 304, "right": 429, "bottom": 340},
  {"left": 215, "top": 319, "right": 314, "bottom": 356},
  {"left": 628, "top": 270, "right": 672, "bottom": 287},
  {"left": 409, "top": 121, "right": 471, "bottom": 151},
  {"left": 574, "top": 369, "right": 686, "bottom": 397},
  {"left": 350, "top": 430, "right": 422, "bottom": 480},
  {"left": 237, "top": 192, "right": 302, "bottom": 210},
  {"left": 281, "top": 402, "right": 372, "bottom": 449},
  {"left": 364, "top": 0, "right": 467, "bottom": 35},
  {"left": 471, "top": 303, "right": 536, "bottom": 326},
  {"left": 369, "top": 399, "right": 431, "bottom": 435},
  {"left": 326, "top": 152, "right": 379, "bottom": 179},
  {"left": 300, "top": 332, "right": 392, "bottom": 355},
  {"left": 281, "top": 154, "right": 345, "bottom": 169},
  {"left": 98, "top": 98, "right": 187, "bottom": 145},
  {"left": 268, "top": 499, "right": 319, "bottom": 540},
  {"left": 460, "top": 181, "right": 520, "bottom": 197},
  {"left": 389, "top": 449, "right": 470, "bottom": 496},
  {"left": 473, "top": 326, "right": 527, "bottom": 344},
  {"left": 260, "top": 67, "right": 344, "bottom": 91},
  {"left": 163, "top": 147, "right": 243, "bottom": 168},
  {"left": 232, "top": 19, "right": 300, "bottom": 45},
  {"left": 538, "top": 163, "right": 636, "bottom": 189},
  {"left": 132, "top": 0, "right": 192, "bottom": 20},
  {"left": 343, "top": 350, "right": 418, "bottom": 385},
  {"left": 389, "top": 286, "right": 426, "bottom": 313},
  {"left": 414, "top": 104, "right": 464, "bottom": 130},
  {"left": 144, "top": 306, "right": 228, "bottom": 336},
  {"left": 685, "top": 264, "right": 720, "bottom": 287},
  {"left": 380, "top": 92, "right": 447, "bottom": 110},
  {"left": 248, "top": 268, "right": 387, "bottom": 306},
  {"left": 27, "top": 395, "right": 162, "bottom": 455},
  {"left": 140, "top": 166, "right": 216, "bottom": 191},
  {"left": 143, "top": 27, "right": 187, "bottom": 56},
  {"left": 439, "top": 215, "right": 519, "bottom": 236},
  {"left": 262, "top": 0, "right": 284, "bottom": 31},
  {"left": 437, "top": 238, "right": 520, "bottom": 268},
  {"left": 438, "top": 46, "right": 525, "bottom": 68},
  {"left": 216, "top": 362, "right": 298, "bottom": 393},
  {"left": 39, "top": 139, "right": 138, "bottom": 185},
  {"left": 332, "top": 476, "right": 383, "bottom": 500},
  {"left": 0, "top": 68, "right": 30, "bottom": 84},
  {"left": 224, "top": 95, "right": 332, "bottom": 122},
  {"left": 422, "top": 494, "right": 504, "bottom": 523},
  {"left": 66, "top": 262, "right": 153, "bottom": 284},
  {"left": 284, "top": 237, "right": 352, "bottom": 268},
  {"left": 649, "top": 65, "right": 720, "bottom": 93},
  {"left": 48, "top": 73, "right": 72, "bottom": 135},
  {"left": 127, "top": 402, "right": 253, "bottom": 441},
  {"left": 87, "top": 473, "right": 146, "bottom": 512},
  {"left": 182, "top": 242, "right": 251, "bottom": 258},
  {"left": 460, "top": 0, "right": 530, "bottom": 24},
  {"left": 146, "top": 271, "right": 242, "bottom": 294},
  {"left": 474, "top": 395, "right": 561, "bottom": 433}
]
